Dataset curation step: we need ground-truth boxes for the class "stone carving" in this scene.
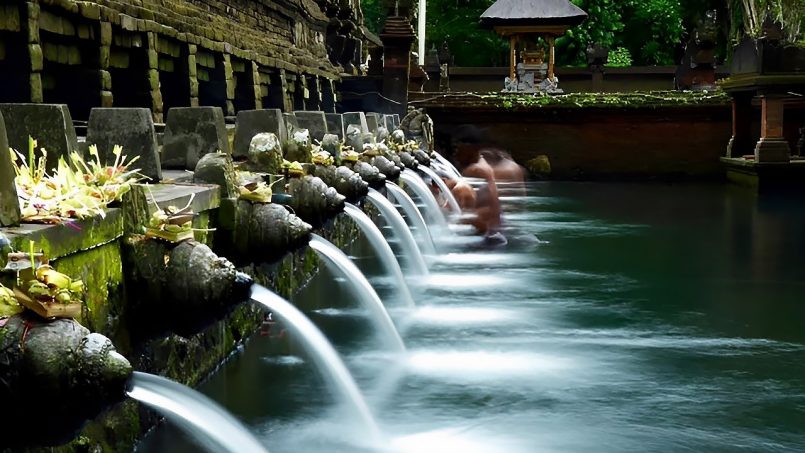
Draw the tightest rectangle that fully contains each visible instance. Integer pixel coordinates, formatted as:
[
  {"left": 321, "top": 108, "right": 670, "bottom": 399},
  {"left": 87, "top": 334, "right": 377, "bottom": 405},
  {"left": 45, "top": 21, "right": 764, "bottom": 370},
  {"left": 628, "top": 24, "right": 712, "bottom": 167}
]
[
  {"left": 400, "top": 107, "right": 434, "bottom": 152},
  {"left": 247, "top": 133, "right": 284, "bottom": 174},
  {"left": 439, "top": 64, "right": 450, "bottom": 92},
  {"left": 193, "top": 152, "right": 239, "bottom": 199},
  {"left": 234, "top": 201, "right": 312, "bottom": 262},
  {"left": 285, "top": 129, "right": 313, "bottom": 163},
  {"left": 346, "top": 123, "right": 364, "bottom": 151}
]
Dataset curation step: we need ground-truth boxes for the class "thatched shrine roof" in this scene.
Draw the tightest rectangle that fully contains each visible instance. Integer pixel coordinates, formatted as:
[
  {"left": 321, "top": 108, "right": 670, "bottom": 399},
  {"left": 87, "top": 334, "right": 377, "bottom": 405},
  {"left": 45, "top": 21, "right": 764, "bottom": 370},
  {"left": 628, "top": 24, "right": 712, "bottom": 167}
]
[{"left": 480, "top": 0, "right": 587, "bottom": 29}]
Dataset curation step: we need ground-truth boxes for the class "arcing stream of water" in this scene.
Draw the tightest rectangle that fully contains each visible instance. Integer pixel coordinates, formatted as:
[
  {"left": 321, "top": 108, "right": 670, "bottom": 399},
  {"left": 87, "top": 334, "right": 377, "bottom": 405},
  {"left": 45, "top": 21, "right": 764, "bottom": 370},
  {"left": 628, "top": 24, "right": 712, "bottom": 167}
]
[
  {"left": 399, "top": 169, "right": 449, "bottom": 228},
  {"left": 127, "top": 372, "right": 268, "bottom": 453},
  {"left": 415, "top": 166, "right": 462, "bottom": 216},
  {"left": 249, "top": 284, "right": 383, "bottom": 442},
  {"left": 366, "top": 188, "right": 429, "bottom": 275},
  {"left": 385, "top": 182, "right": 437, "bottom": 255},
  {"left": 309, "top": 233, "right": 406, "bottom": 352},
  {"left": 344, "top": 202, "right": 416, "bottom": 308}
]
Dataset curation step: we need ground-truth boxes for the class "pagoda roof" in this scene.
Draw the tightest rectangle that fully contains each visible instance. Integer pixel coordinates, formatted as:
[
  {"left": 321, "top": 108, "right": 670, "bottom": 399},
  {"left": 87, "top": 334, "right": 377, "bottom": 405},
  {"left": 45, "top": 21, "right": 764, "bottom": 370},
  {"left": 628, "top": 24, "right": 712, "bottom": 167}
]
[{"left": 480, "top": 0, "right": 588, "bottom": 28}]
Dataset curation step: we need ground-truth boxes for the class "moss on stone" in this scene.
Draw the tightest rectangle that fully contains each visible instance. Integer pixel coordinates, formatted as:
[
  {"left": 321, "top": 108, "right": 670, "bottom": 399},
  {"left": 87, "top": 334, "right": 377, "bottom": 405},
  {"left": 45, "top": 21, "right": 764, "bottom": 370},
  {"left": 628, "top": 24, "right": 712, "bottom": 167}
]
[
  {"left": 438, "top": 90, "right": 731, "bottom": 111},
  {"left": 192, "top": 211, "right": 213, "bottom": 247},
  {"left": 52, "top": 242, "right": 125, "bottom": 338}
]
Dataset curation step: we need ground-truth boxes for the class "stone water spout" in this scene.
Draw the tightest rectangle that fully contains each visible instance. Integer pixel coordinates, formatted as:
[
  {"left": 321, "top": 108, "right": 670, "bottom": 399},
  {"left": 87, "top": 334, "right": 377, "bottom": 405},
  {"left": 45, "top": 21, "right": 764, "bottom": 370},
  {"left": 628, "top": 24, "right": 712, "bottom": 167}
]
[
  {"left": 368, "top": 154, "right": 402, "bottom": 181},
  {"left": 311, "top": 134, "right": 370, "bottom": 201},
  {"left": 125, "top": 238, "right": 253, "bottom": 336},
  {"left": 287, "top": 175, "right": 346, "bottom": 226},
  {"left": 0, "top": 315, "right": 132, "bottom": 447},
  {"left": 412, "top": 149, "right": 432, "bottom": 166},
  {"left": 346, "top": 160, "right": 386, "bottom": 188},
  {"left": 312, "top": 163, "right": 369, "bottom": 201},
  {"left": 397, "top": 150, "right": 419, "bottom": 169},
  {"left": 387, "top": 129, "right": 419, "bottom": 170},
  {"left": 234, "top": 201, "right": 313, "bottom": 262}
]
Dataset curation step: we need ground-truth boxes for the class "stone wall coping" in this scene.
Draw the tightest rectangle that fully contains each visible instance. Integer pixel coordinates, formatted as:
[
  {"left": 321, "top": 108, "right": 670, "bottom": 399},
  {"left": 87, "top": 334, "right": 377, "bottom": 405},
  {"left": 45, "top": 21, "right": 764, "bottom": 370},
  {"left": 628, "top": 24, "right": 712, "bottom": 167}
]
[{"left": 0, "top": 183, "right": 220, "bottom": 261}]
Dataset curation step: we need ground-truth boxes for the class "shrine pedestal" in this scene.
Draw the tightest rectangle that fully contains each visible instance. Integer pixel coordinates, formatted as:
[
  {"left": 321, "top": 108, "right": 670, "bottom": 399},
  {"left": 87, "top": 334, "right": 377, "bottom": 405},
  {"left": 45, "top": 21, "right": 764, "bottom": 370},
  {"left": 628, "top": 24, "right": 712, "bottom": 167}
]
[{"left": 721, "top": 156, "right": 805, "bottom": 191}]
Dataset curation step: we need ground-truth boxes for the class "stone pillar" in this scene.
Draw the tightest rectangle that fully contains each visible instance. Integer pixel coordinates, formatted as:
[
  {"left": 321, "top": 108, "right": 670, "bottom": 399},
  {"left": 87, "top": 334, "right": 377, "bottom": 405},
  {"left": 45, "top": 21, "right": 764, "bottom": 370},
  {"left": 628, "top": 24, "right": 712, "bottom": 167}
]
[
  {"left": 278, "top": 69, "right": 292, "bottom": 112},
  {"left": 0, "top": 111, "right": 20, "bottom": 227},
  {"left": 309, "top": 76, "right": 322, "bottom": 111},
  {"left": 188, "top": 44, "right": 199, "bottom": 107},
  {"left": 98, "top": 22, "right": 112, "bottom": 107},
  {"left": 509, "top": 35, "right": 517, "bottom": 81},
  {"left": 146, "top": 32, "right": 163, "bottom": 122},
  {"left": 754, "top": 95, "right": 790, "bottom": 163},
  {"left": 251, "top": 62, "right": 262, "bottom": 110},
  {"left": 297, "top": 75, "right": 308, "bottom": 111},
  {"left": 591, "top": 68, "right": 604, "bottom": 92},
  {"left": 320, "top": 78, "right": 336, "bottom": 113},
  {"left": 223, "top": 54, "right": 235, "bottom": 116},
  {"left": 380, "top": 17, "right": 416, "bottom": 115},
  {"left": 727, "top": 92, "right": 753, "bottom": 158},
  {"left": 26, "top": 1, "right": 42, "bottom": 102}
]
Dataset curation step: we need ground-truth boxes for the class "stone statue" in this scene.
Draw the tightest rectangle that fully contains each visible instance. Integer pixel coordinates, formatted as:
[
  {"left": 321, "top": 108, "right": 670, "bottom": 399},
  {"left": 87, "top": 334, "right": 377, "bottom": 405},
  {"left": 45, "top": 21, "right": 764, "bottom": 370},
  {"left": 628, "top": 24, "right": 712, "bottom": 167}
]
[
  {"left": 439, "top": 64, "right": 450, "bottom": 92},
  {"left": 400, "top": 107, "right": 434, "bottom": 152}
]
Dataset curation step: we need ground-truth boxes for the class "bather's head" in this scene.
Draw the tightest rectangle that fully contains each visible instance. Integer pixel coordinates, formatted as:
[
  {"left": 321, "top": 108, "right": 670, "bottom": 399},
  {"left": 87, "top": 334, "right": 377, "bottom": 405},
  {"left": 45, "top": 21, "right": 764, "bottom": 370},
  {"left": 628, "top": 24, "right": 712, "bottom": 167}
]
[{"left": 451, "top": 124, "right": 484, "bottom": 168}]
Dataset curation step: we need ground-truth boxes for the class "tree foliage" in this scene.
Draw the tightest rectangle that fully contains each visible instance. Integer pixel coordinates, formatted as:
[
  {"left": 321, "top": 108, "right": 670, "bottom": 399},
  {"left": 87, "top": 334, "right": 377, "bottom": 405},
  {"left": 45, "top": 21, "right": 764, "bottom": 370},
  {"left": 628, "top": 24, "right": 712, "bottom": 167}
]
[
  {"left": 359, "top": 0, "right": 800, "bottom": 66},
  {"left": 726, "top": 0, "right": 804, "bottom": 43},
  {"left": 557, "top": 0, "right": 684, "bottom": 66},
  {"left": 425, "top": 0, "right": 509, "bottom": 67}
]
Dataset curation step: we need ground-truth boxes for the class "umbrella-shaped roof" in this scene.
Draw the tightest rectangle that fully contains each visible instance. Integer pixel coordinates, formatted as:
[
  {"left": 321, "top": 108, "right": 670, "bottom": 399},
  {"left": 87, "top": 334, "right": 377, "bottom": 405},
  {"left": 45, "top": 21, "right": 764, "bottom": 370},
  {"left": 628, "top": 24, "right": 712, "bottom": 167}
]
[{"left": 480, "top": 0, "right": 587, "bottom": 29}]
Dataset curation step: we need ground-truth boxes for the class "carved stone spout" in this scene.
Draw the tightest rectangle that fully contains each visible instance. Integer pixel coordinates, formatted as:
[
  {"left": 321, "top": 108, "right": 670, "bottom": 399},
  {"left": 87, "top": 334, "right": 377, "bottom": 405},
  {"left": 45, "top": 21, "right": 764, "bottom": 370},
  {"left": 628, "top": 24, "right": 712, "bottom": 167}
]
[{"left": 0, "top": 316, "right": 132, "bottom": 447}]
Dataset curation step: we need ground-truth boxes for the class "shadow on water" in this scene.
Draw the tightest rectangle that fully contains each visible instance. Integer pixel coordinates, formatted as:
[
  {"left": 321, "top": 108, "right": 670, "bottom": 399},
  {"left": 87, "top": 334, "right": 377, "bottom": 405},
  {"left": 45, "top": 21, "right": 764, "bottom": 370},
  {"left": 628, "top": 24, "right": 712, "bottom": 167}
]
[{"left": 139, "top": 181, "right": 805, "bottom": 453}]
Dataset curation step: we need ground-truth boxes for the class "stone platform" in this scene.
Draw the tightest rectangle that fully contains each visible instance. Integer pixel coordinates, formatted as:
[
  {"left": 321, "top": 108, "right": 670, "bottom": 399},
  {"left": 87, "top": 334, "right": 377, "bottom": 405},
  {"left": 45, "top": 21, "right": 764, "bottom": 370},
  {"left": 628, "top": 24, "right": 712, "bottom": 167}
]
[{"left": 721, "top": 157, "right": 805, "bottom": 191}]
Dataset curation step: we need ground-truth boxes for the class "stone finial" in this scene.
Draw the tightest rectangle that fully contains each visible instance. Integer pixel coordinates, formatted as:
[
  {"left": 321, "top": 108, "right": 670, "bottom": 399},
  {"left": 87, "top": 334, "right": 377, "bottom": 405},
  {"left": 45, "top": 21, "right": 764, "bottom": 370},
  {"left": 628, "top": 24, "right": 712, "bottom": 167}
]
[
  {"left": 0, "top": 103, "right": 78, "bottom": 172},
  {"left": 343, "top": 112, "right": 369, "bottom": 133},
  {"left": 294, "top": 111, "right": 329, "bottom": 142},
  {"left": 376, "top": 126, "right": 389, "bottom": 142},
  {"left": 285, "top": 129, "right": 313, "bottom": 163},
  {"left": 325, "top": 113, "right": 346, "bottom": 139},
  {"left": 87, "top": 108, "right": 161, "bottom": 182},
  {"left": 232, "top": 109, "right": 286, "bottom": 159},
  {"left": 345, "top": 123, "right": 364, "bottom": 151},
  {"left": 365, "top": 112, "right": 381, "bottom": 133},
  {"left": 162, "top": 107, "right": 229, "bottom": 170}
]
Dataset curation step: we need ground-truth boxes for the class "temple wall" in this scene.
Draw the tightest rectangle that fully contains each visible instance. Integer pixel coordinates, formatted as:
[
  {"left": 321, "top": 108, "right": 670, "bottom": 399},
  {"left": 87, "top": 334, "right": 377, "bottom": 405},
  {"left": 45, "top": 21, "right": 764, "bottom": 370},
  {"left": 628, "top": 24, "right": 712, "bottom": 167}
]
[{"left": 0, "top": 0, "right": 366, "bottom": 121}]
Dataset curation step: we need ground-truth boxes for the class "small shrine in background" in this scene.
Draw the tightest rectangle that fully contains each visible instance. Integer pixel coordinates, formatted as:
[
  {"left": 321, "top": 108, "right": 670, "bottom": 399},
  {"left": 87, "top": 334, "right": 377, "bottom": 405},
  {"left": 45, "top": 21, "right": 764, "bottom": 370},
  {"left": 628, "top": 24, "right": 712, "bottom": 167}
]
[
  {"left": 480, "top": 0, "right": 587, "bottom": 93},
  {"left": 675, "top": 10, "right": 719, "bottom": 91}
]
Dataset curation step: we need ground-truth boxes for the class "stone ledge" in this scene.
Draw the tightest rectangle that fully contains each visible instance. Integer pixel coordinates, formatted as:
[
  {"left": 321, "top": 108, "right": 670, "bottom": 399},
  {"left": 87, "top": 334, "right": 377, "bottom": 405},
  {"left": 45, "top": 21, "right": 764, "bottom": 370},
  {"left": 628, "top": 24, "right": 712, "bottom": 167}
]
[
  {"left": 0, "top": 183, "right": 220, "bottom": 260},
  {"left": 142, "top": 182, "right": 221, "bottom": 214},
  {"left": 721, "top": 156, "right": 805, "bottom": 190},
  {"left": 2, "top": 208, "right": 124, "bottom": 261}
]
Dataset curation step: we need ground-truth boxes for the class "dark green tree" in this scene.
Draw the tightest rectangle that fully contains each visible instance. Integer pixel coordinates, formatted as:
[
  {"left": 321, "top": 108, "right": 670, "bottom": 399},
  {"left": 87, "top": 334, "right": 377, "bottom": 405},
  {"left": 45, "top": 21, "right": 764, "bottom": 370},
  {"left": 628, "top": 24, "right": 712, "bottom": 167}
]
[
  {"left": 425, "top": 0, "right": 508, "bottom": 67},
  {"left": 557, "top": 0, "right": 684, "bottom": 66},
  {"left": 363, "top": 0, "right": 746, "bottom": 67}
]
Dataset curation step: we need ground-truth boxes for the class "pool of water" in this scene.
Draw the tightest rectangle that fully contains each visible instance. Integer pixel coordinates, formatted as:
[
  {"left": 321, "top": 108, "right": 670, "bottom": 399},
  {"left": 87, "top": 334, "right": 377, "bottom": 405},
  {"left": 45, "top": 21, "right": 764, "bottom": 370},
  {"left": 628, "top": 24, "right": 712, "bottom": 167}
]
[{"left": 139, "top": 182, "right": 805, "bottom": 453}]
